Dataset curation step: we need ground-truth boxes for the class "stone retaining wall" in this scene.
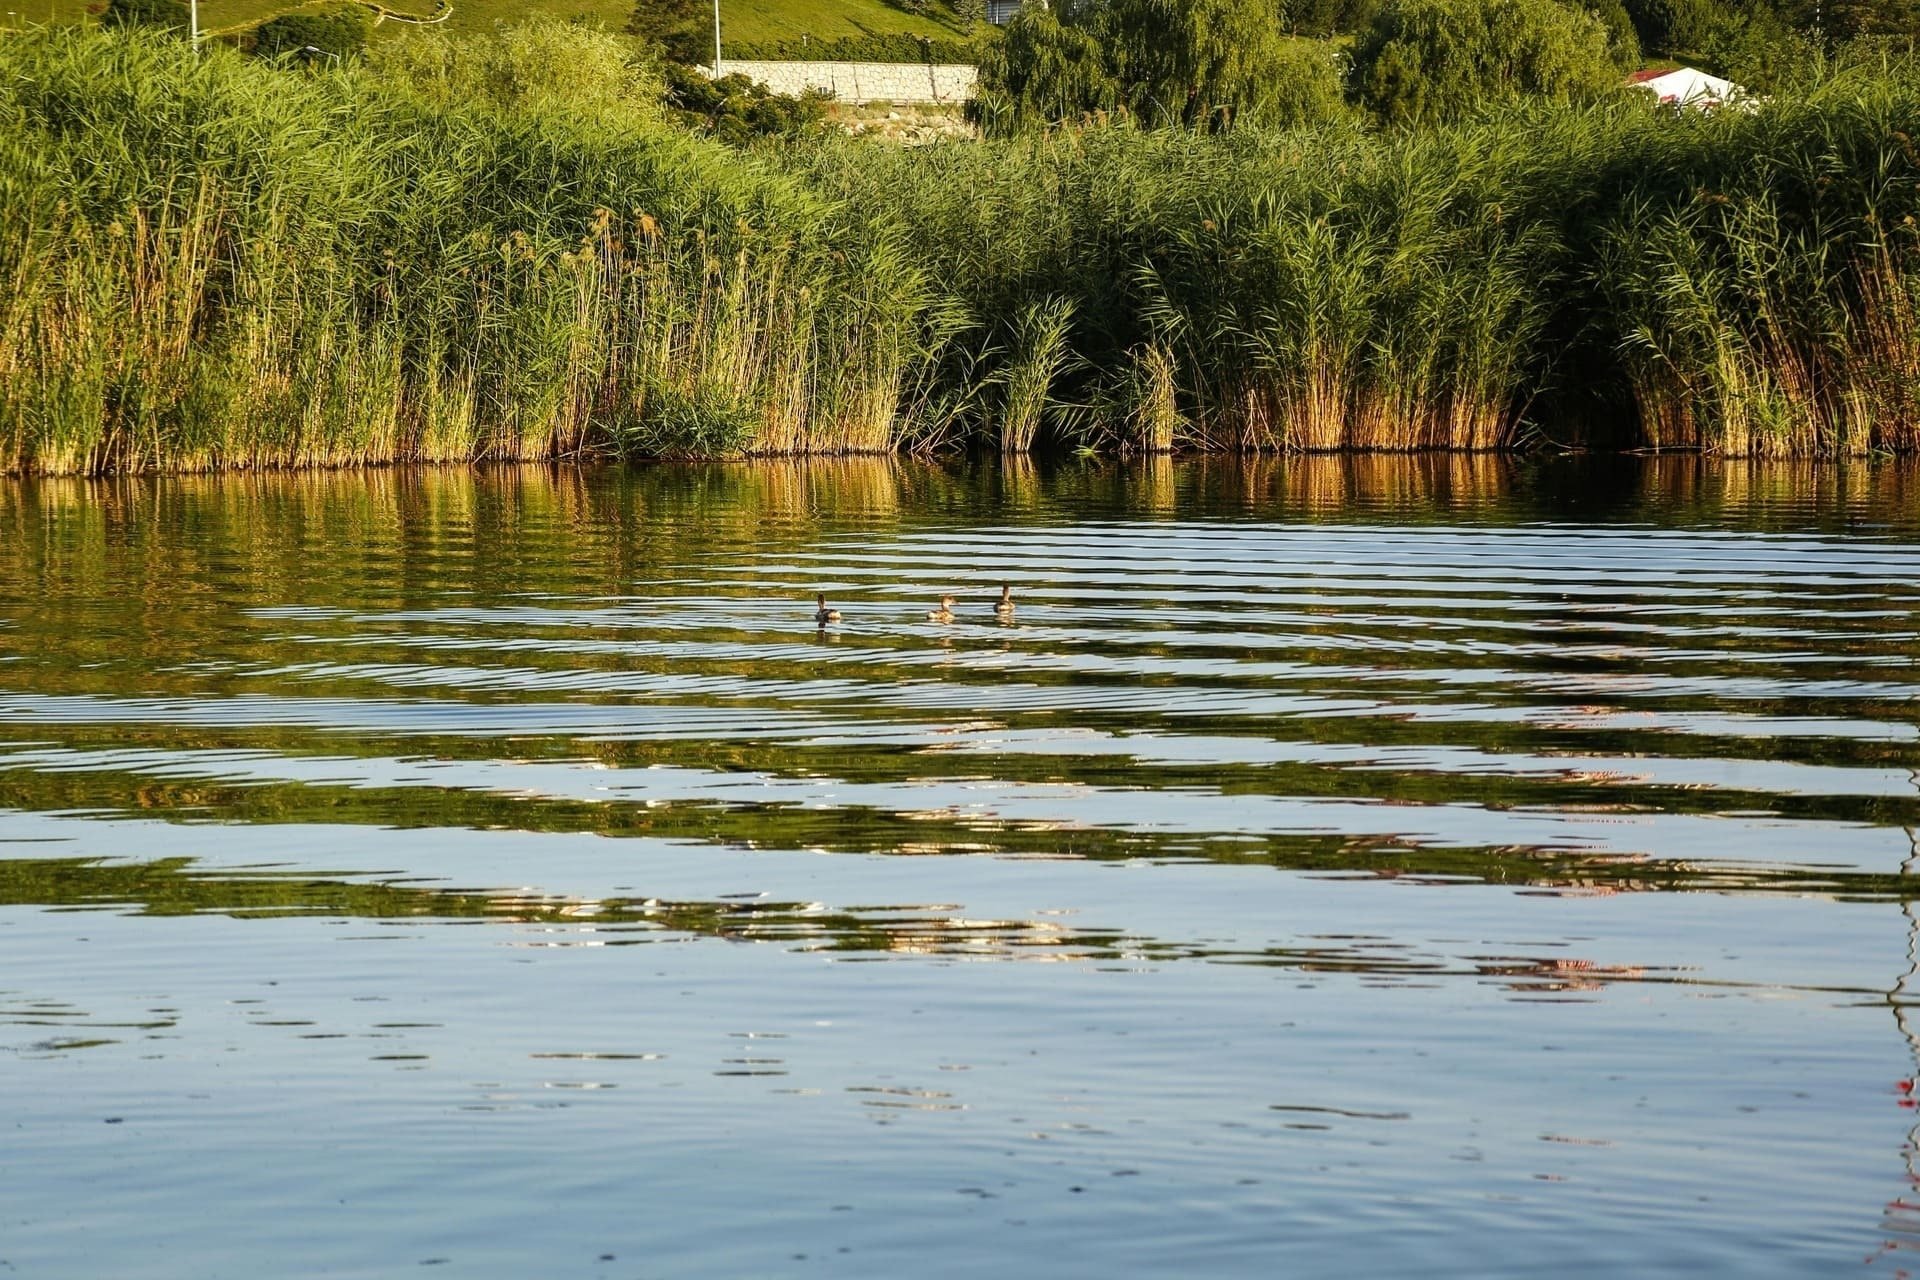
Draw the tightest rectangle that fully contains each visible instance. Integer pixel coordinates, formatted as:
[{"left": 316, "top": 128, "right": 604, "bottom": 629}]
[{"left": 704, "top": 61, "right": 977, "bottom": 105}]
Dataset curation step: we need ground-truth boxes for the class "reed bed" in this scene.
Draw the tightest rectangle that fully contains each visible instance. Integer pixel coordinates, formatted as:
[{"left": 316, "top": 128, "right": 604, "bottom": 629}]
[
  {"left": 10, "top": 26, "right": 1920, "bottom": 471},
  {"left": 800, "top": 69, "right": 1920, "bottom": 459},
  {"left": 0, "top": 25, "right": 933, "bottom": 473}
]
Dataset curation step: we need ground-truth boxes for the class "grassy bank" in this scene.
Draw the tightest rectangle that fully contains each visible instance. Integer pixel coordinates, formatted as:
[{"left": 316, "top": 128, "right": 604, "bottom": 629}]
[
  {"left": 24, "top": 0, "right": 977, "bottom": 47},
  {"left": 5, "top": 24, "right": 1920, "bottom": 471},
  {"left": 805, "top": 93, "right": 1920, "bottom": 457},
  {"left": 0, "top": 24, "right": 940, "bottom": 471}
]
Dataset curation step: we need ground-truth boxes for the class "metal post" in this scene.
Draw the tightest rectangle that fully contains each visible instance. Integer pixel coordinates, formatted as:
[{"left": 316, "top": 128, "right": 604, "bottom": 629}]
[
  {"left": 711, "top": 0, "right": 721, "bottom": 76},
  {"left": 189, "top": 0, "right": 198, "bottom": 51}
]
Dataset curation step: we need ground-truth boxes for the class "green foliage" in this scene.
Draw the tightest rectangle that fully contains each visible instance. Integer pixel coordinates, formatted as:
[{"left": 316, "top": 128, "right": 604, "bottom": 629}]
[
  {"left": 1248, "top": 38, "right": 1353, "bottom": 125},
  {"left": 809, "top": 56, "right": 1920, "bottom": 458},
  {"left": 15, "top": 22, "right": 1920, "bottom": 468},
  {"left": 1348, "top": 0, "right": 1622, "bottom": 126},
  {"left": 972, "top": 5, "right": 1117, "bottom": 131},
  {"left": 1738, "top": 0, "right": 1920, "bottom": 50},
  {"left": 101, "top": 0, "right": 189, "bottom": 32},
  {"left": 1698, "top": 5, "right": 1816, "bottom": 86},
  {"left": 1284, "top": 0, "right": 1380, "bottom": 35},
  {"left": 1105, "top": 0, "right": 1295, "bottom": 128},
  {"left": 0, "top": 22, "right": 926, "bottom": 470},
  {"left": 618, "top": 383, "right": 761, "bottom": 454},
  {"left": 974, "top": 0, "right": 1351, "bottom": 133},
  {"left": 628, "top": 0, "right": 708, "bottom": 64},
  {"left": 997, "top": 295, "right": 1077, "bottom": 451},
  {"left": 1821, "top": 0, "right": 1920, "bottom": 39},
  {"left": 1621, "top": 0, "right": 1717, "bottom": 52},
  {"left": 251, "top": 4, "right": 373, "bottom": 59},
  {"left": 663, "top": 61, "right": 831, "bottom": 141},
  {"left": 1586, "top": 0, "right": 1644, "bottom": 68},
  {"left": 727, "top": 32, "right": 984, "bottom": 61},
  {"left": 369, "top": 16, "right": 663, "bottom": 123}
]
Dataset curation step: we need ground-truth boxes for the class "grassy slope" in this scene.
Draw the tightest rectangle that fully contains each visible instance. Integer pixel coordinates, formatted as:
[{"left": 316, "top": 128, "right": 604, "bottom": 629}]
[{"left": 14, "top": 0, "right": 971, "bottom": 45}]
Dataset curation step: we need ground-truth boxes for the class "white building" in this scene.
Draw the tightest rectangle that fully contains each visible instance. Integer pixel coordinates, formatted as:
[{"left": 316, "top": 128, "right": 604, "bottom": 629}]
[{"left": 1627, "top": 66, "right": 1749, "bottom": 110}]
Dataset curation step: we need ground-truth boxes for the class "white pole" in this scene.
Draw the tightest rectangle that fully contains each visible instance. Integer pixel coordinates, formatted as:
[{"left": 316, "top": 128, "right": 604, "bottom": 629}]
[
  {"left": 711, "top": 0, "right": 721, "bottom": 75},
  {"left": 189, "top": 0, "right": 198, "bottom": 51}
]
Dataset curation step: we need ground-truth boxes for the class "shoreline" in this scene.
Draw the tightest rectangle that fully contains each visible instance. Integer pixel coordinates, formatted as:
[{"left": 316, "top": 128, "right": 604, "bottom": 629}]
[
  {"left": 9, "top": 445, "right": 1920, "bottom": 483},
  {"left": 12, "top": 31, "right": 1920, "bottom": 472}
]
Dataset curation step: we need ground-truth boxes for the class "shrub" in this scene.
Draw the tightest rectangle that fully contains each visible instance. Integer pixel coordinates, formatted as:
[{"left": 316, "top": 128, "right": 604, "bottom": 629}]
[
  {"left": 370, "top": 16, "right": 663, "bottom": 123},
  {"left": 727, "top": 34, "right": 985, "bottom": 63},
  {"left": 1621, "top": 0, "right": 1718, "bottom": 53},
  {"left": 252, "top": 5, "right": 374, "bottom": 60},
  {"left": 101, "top": 0, "right": 189, "bottom": 32},
  {"left": 1348, "top": 0, "right": 1622, "bottom": 126},
  {"left": 1586, "top": 0, "right": 1643, "bottom": 68},
  {"left": 1104, "top": 0, "right": 1297, "bottom": 128},
  {"left": 973, "top": 0, "right": 1351, "bottom": 133},
  {"left": 1698, "top": 6, "right": 1815, "bottom": 87},
  {"left": 628, "top": 0, "right": 708, "bottom": 65},
  {"left": 971, "top": 5, "right": 1117, "bottom": 131},
  {"left": 1289, "top": 0, "right": 1389, "bottom": 31},
  {"left": 1249, "top": 39, "right": 1353, "bottom": 126},
  {"left": 663, "top": 62, "right": 831, "bottom": 141}
]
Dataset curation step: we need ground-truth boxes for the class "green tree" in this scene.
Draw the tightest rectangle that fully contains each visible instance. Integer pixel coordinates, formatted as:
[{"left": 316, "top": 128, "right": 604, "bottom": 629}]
[
  {"left": 370, "top": 16, "right": 665, "bottom": 120},
  {"left": 1621, "top": 0, "right": 1717, "bottom": 53},
  {"left": 1285, "top": 0, "right": 1350, "bottom": 34},
  {"left": 972, "top": 4, "right": 1118, "bottom": 131},
  {"left": 628, "top": 0, "right": 708, "bottom": 64},
  {"left": 1349, "top": 0, "right": 1622, "bottom": 125},
  {"left": 101, "top": 0, "right": 190, "bottom": 33},
  {"left": 253, "top": 4, "right": 374, "bottom": 59},
  {"left": 663, "top": 61, "right": 831, "bottom": 142},
  {"left": 1586, "top": 0, "right": 1644, "bottom": 66},
  {"left": 1698, "top": 6, "right": 1814, "bottom": 86},
  {"left": 1800, "top": 0, "right": 1920, "bottom": 41},
  {"left": 1281, "top": 0, "right": 1385, "bottom": 36},
  {"left": 1105, "top": 0, "right": 1296, "bottom": 127},
  {"left": 974, "top": 0, "right": 1351, "bottom": 132}
]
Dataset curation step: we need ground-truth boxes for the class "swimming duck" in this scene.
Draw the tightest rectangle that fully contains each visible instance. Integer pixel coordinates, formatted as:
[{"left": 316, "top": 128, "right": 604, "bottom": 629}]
[
  {"left": 927, "top": 594, "right": 956, "bottom": 623},
  {"left": 993, "top": 584, "right": 1015, "bottom": 620},
  {"left": 814, "top": 593, "right": 842, "bottom": 625}
]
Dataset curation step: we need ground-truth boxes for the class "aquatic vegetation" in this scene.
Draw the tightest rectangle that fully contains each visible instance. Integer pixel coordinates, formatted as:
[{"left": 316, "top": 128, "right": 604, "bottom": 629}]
[
  {"left": 813, "top": 70, "right": 1920, "bottom": 458},
  {"left": 7, "top": 24, "right": 1920, "bottom": 469},
  {"left": 0, "top": 23, "right": 932, "bottom": 471}
]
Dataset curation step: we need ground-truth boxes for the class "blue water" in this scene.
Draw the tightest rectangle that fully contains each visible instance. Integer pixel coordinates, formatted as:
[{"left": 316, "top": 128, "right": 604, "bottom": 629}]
[{"left": 2, "top": 456, "right": 1918, "bottom": 1277}]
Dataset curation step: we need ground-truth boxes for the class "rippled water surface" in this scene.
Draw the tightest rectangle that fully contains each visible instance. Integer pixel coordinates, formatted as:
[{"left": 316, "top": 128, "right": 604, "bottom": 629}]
[{"left": 5, "top": 456, "right": 1920, "bottom": 1277}]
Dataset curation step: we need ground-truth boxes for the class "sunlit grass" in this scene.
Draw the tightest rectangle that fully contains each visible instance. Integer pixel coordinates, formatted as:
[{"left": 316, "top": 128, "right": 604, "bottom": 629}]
[{"left": 7, "top": 25, "right": 1920, "bottom": 470}]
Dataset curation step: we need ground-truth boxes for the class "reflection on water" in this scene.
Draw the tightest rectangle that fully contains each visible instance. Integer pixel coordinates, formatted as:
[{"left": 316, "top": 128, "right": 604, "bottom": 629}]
[{"left": 3, "top": 455, "right": 1920, "bottom": 1277}]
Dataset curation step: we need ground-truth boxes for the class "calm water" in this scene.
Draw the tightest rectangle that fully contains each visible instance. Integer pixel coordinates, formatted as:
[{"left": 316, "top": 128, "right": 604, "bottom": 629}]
[{"left": 3, "top": 456, "right": 1920, "bottom": 1277}]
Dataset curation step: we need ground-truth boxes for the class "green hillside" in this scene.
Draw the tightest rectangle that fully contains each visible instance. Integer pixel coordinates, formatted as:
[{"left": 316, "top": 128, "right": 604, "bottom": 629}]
[{"left": 11, "top": 0, "right": 974, "bottom": 48}]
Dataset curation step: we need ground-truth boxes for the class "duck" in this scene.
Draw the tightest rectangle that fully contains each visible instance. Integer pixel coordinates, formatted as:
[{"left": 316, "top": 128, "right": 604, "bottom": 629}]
[
  {"left": 927, "top": 594, "right": 956, "bottom": 623},
  {"left": 813, "top": 593, "right": 842, "bottom": 625},
  {"left": 993, "top": 583, "right": 1015, "bottom": 620}
]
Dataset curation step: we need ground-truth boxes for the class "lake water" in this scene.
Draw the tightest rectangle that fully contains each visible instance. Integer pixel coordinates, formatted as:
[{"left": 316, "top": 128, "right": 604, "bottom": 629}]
[{"left": 3, "top": 455, "right": 1919, "bottom": 1277}]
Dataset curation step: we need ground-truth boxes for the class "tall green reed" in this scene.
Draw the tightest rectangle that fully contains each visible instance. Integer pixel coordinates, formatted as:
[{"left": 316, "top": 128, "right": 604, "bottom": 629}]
[
  {"left": 0, "top": 22, "right": 934, "bottom": 473},
  {"left": 13, "top": 25, "right": 1920, "bottom": 471}
]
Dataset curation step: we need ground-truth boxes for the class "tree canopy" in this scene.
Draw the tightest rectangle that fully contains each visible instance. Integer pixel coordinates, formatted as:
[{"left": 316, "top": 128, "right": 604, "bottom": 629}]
[
  {"left": 101, "top": 0, "right": 191, "bottom": 33},
  {"left": 1348, "top": 0, "right": 1622, "bottom": 125},
  {"left": 252, "top": 5, "right": 374, "bottom": 59},
  {"left": 628, "top": 0, "right": 710, "bottom": 65},
  {"left": 974, "top": 0, "right": 1349, "bottom": 132}
]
